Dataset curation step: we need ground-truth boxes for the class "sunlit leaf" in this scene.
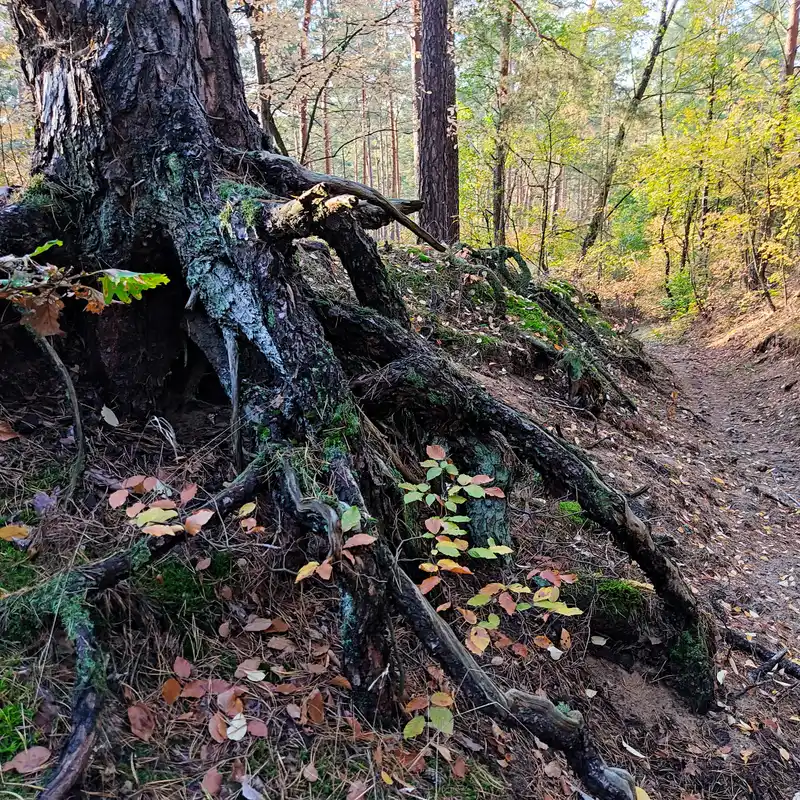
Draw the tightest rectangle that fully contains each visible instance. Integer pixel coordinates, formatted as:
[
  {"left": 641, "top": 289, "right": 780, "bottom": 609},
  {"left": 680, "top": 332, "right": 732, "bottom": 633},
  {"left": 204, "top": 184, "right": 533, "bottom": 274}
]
[
  {"left": 428, "top": 706, "right": 454, "bottom": 736},
  {"left": 403, "top": 715, "right": 426, "bottom": 739}
]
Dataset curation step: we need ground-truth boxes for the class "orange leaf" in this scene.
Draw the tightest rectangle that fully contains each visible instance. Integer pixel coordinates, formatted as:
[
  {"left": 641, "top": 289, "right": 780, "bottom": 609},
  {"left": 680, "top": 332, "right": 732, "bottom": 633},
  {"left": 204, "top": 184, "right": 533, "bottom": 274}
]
[
  {"left": 269, "top": 618, "right": 290, "bottom": 633},
  {"left": 533, "top": 635, "right": 553, "bottom": 649},
  {"left": 471, "top": 475, "right": 493, "bottom": 485},
  {"left": 457, "top": 607, "right": 478, "bottom": 624},
  {"left": 560, "top": 629, "right": 572, "bottom": 651},
  {"left": 330, "top": 675, "right": 352, "bottom": 690},
  {"left": 484, "top": 486, "right": 506, "bottom": 498},
  {"left": 498, "top": 592, "right": 516, "bottom": 616},
  {"left": 436, "top": 601, "right": 452, "bottom": 612},
  {"left": 141, "top": 524, "right": 178, "bottom": 537},
  {"left": 480, "top": 583, "right": 505, "bottom": 596},
  {"left": 539, "top": 569, "right": 561, "bottom": 587},
  {"left": 316, "top": 561, "right": 333, "bottom": 580},
  {"left": 560, "top": 573, "right": 578, "bottom": 584},
  {"left": 419, "top": 575, "right": 441, "bottom": 594},
  {"left": 185, "top": 508, "right": 214, "bottom": 535},
  {"left": 437, "top": 559, "right": 472, "bottom": 575},
  {"left": 305, "top": 689, "right": 325, "bottom": 725},
  {"left": 19, "top": 295, "right": 64, "bottom": 337},
  {"left": 161, "top": 678, "right": 182, "bottom": 704},
  {"left": 173, "top": 656, "right": 192, "bottom": 679},
  {"left": 125, "top": 501, "right": 146, "bottom": 518},
  {"left": 426, "top": 444, "right": 446, "bottom": 460},
  {"left": 405, "top": 695, "right": 429, "bottom": 713},
  {"left": 108, "top": 489, "right": 129, "bottom": 508},
  {"left": 128, "top": 703, "right": 155, "bottom": 741},
  {"left": 208, "top": 712, "right": 227, "bottom": 743},
  {"left": 150, "top": 498, "right": 177, "bottom": 509},
  {"left": 342, "top": 533, "right": 376, "bottom": 549},
  {"left": 511, "top": 642, "right": 529, "bottom": 658},
  {"left": 0, "top": 421, "right": 20, "bottom": 442},
  {"left": 179, "top": 483, "right": 198, "bottom": 505}
]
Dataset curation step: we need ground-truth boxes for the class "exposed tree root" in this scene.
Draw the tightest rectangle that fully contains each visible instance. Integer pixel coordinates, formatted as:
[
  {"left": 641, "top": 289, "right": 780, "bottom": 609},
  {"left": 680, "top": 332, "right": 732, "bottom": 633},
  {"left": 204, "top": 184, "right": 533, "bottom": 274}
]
[
  {"left": 34, "top": 332, "right": 85, "bottom": 501},
  {"left": 723, "top": 628, "right": 800, "bottom": 681}
]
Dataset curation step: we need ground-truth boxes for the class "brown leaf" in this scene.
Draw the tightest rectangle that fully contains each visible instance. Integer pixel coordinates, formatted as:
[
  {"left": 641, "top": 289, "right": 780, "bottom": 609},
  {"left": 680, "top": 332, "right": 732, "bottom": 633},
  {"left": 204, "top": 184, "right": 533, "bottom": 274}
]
[
  {"left": 560, "top": 629, "right": 572, "bottom": 651},
  {"left": 173, "top": 656, "right": 192, "bottom": 679},
  {"left": 20, "top": 295, "right": 64, "bottom": 336},
  {"left": 0, "top": 421, "right": 20, "bottom": 442},
  {"left": 195, "top": 557, "right": 211, "bottom": 572},
  {"left": 426, "top": 444, "right": 446, "bottom": 460},
  {"left": 181, "top": 680, "right": 208, "bottom": 699},
  {"left": 341, "top": 533, "right": 376, "bottom": 549},
  {"left": 179, "top": 483, "right": 198, "bottom": 505},
  {"left": 244, "top": 617, "right": 272, "bottom": 632},
  {"left": 108, "top": 488, "right": 129, "bottom": 508},
  {"left": 302, "top": 762, "right": 319, "bottom": 782},
  {"left": 285, "top": 703, "right": 302, "bottom": 720},
  {"left": 128, "top": 703, "right": 155, "bottom": 741},
  {"left": 126, "top": 501, "right": 146, "bottom": 518},
  {"left": 533, "top": 635, "right": 553, "bottom": 649},
  {"left": 2, "top": 746, "right": 51, "bottom": 774},
  {"left": 330, "top": 675, "right": 352, "bottom": 690},
  {"left": 161, "top": 678, "right": 182, "bottom": 704},
  {"left": 419, "top": 575, "right": 441, "bottom": 595},
  {"left": 218, "top": 621, "right": 231, "bottom": 638},
  {"left": 247, "top": 719, "right": 269, "bottom": 738},
  {"left": 185, "top": 508, "right": 214, "bottom": 535},
  {"left": 457, "top": 608, "right": 478, "bottom": 625},
  {"left": 346, "top": 779, "right": 369, "bottom": 800},
  {"left": 122, "top": 475, "right": 147, "bottom": 491},
  {"left": 316, "top": 560, "right": 333, "bottom": 580},
  {"left": 539, "top": 569, "right": 561, "bottom": 587},
  {"left": 208, "top": 712, "right": 228, "bottom": 743},
  {"left": 218, "top": 686, "right": 245, "bottom": 716},
  {"left": 150, "top": 499, "right": 177, "bottom": 509},
  {"left": 268, "top": 618, "right": 290, "bottom": 633},
  {"left": 273, "top": 683, "right": 299, "bottom": 695},
  {"left": 404, "top": 695, "right": 429, "bottom": 713},
  {"left": 267, "top": 636, "right": 293, "bottom": 651},
  {"left": 498, "top": 592, "right": 516, "bottom": 616},
  {"left": 305, "top": 689, "right": 325, "bottom": 725},
  {"left": 201, "top": 766, "right": 223, "bottom": 796},
  {"left": 436, "top": 601, "right": 452, "bottom": 612},
  {"left": 451, "top": 757, "right": 468, "bottom": 778}
]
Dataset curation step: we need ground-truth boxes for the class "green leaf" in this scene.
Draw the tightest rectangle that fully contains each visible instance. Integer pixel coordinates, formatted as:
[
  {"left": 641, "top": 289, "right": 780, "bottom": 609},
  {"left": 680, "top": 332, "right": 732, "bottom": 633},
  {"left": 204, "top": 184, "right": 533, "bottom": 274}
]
[
  {"left": 403, "top": 715, "right": 426, "bottom": 739},
  {"left": 516, "top": 602, "right": 532, "bottom": 611},
  {"left": 416, "top": 483, "right": 431, "bottom": 492},
  {"left": 534, "top": 600, "right": 583, "bottom": 616},
  {"left": 457, "top": 474, "right": 472, "bottom": 486},
  {"left": 420, "top": 459, "right": 439, "bottom": 468},
  {"left": 450, "top": 495, "right": 466, "bottom": 505},
  {"left": 445, "top": 501, "right": 457, "bottom": 513},
  {"left": 425, "top": 493, "right": 438, "bottom": 506},
  {"left": 100, "top": 270, "right": 169, "bottom": 304},
  {"left": 341, "top": 505, "right": 361, "bottom": 532},
  {"left": 478, "top": 613, "right": 501, "bottom": 630},
  {"left": 448, "top": 485, "right": 463, "bottom": 495},
  {"left": 28, "top": 239, "right": 62, "bottom": 258},
  {"left": 435, "top": 542, "right": 461, "bottom": 557},
  {"left": 134, "top": 507, "right": 178, "bottom": 527},
  {"left": 428, "top": 706, "right": 454, "bottom": 736},
  {"left": 404, "top": 492, "right": 424, "bottom": 504},
  {"left": 444, "top": 463, "right": 459, "bottom": 475},
  {"left": 426, "top": 466, "right": 443, "bottom": 480},
  {"left": 448, "top": 515, "right": 471, "bottom": 523},
  {"left": 467, "top": 593, "right": 492, "bottom": 607},
  {"left": 468, "top": 547, "right": 497, "bottom": 559},
  {"left": 463, "top": 484, "right": 486, "bottom": 498},
  {"left": 399, "top": 483, "right": 418, "bottom": 491}
]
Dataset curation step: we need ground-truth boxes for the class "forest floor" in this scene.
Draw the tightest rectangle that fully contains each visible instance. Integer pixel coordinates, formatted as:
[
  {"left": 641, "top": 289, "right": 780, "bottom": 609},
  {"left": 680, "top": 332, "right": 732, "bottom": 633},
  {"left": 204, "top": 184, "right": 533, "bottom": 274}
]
[{"left": 1, "top": 247, "right": 799, "bottom": 800}]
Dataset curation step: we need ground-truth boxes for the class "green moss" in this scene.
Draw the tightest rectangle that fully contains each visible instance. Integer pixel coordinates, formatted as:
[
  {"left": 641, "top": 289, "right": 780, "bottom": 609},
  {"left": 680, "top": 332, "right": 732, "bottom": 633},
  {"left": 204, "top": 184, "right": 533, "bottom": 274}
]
[
  {"left": 135, "top": 557, "right": 219, "bottom": 622},
  {"left": 506, "top": 294, "right": 565, "bottom": 344},
  {"left": 669, "top": 626, "right": 715, "bottom": 711},
  {"left": 0, "top": 545, "right": 36, "bottom": 593},
  {"left": 596, "top": 579, "right": 644, "bottom": 616},
  {"left": 558, "top": 500, "right": 586, "bottom": 524},
  {"left": 322, "top": 400, "right": 360, "bottom": 450},
  {"left": 240, "top": 197, "right": 260, "bottom": 228},
  {"left": 406, "top": 369, "right": 426, "bottom": 389},
  {"left": 0, "top": 667, "right": 38, "bottom": 760},
  {"left": 19, "top": 174, "right": 57, "bottom": 210}
]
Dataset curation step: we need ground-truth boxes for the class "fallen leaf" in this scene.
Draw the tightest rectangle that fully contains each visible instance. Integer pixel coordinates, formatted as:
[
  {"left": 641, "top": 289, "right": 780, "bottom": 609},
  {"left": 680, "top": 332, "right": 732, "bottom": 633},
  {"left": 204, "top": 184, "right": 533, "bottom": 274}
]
[
  {"left": 419, "top": 575, "right": 441, "bottom": 594},
  {"left": 436, "top": 601, "right": 452, "bottom": 612},
  {"left": 585, "top": 688, "right": 598, "bottom": 698},
  {"left": 590, "top": 635, "right": 608, "bottom": 646},
  {"left": 544, "top": 760, "right": 562, "bottom": 778},
  {"left": 452, "top": 757, "right": 468, "bottom": 778},
  {"left": 141, "top": 523, "right": 180, "bottom": 537},
  {"left": 560, "top": 629, "right": 572, "bottom": 651},
  {"left": 458, "top": 607, "right": 478, "bottom": 624},
  {"left": 511, "top": 642, "right": 529, "bottom": 658},
  {"left": 428, "top": 706, "right": 454, "bottom": 735},
  {"left": 245, "top": 671, "right": 266, "bottom": 682},
  {"left": 316, "top": 560, "right": 333, "bottom": 580},
  {"left": 248, "top": 718, "right": 269, "bottom": 737},
  {"left": 635, "top": 789, "right": 652, "bottom": 800},
  {"left": 342, "top": 533, "right": 376, "bottom": 549},
  {"left": 101, "top": 405, "right": 120, "bottom": 427},
  {"left": 108, "top": 489, "right": 129, "bottom": 508},
  {"left": 267, "top": 636, "right": 293, "bottom": 651},
  {"left": 161, "top": 678, "right": 182, "bottom": 704},
  {"left": 330, "top": 675, "right": 352, "bottom": 689},
  {"left": 302, "top": 763, "right": 319, "bottom": 782},
  {"left": 244, "top": 618, "right": 272, "bottom": 632},
  {"left": 467, "top": 626, "right": 490, "bottom": 654},
  {"left": 305, "top": 689, "right": 325, "bottom": 725},
  {"left": 201, "top": 766, "right": 223, "bottom": 796},
  {"left": 381, "top": 770, "right": 394, "bottom": 784},
  {"left": 218, "top": 686, "right": 245, "bottom": 715},
  {"left": 135, "top": 507, "right": 179, "bottom": 527},
  {"left": 622, "top": 741, "right": 646, "bottom": 759},
  {"left": 0, "top": 421, "right": 20, "bottom": 442},
  {"left": 405, "top": 696, "right": 429, "bottom": 713},
  {"left": 126, "top": 501, "right": 146, "bottom": 518},
  {"left": 181, "top": 680, "right": 208, "bottom": 699},
  {"left": 547, "top": 645, "right": 563, "bottom": 661},
  {"left": 295, "top": 561, "right": 319, "bottom": 582},
  {"left": 226, "top": 713, "right": 247, "bottom": 741},
  {"left": 185, "top": 508, "right": 215, "bottom": 535},
  {"left": 498, "top": 592, "right": 516, "bottom": 616},
  {"left": 128, "top": 703, "right": 155, "bottom": 741},
  {"left": 196, "top": 557, "right": 211, "bottom": 572},
  {"left": 174, "top": 656, "right": 192, "bottom": 679},
  {"left": 533, "top": 635, "right": 553, "bottom": 649},
  {"left": 426, "top": 444, "right": 447, "bottom": 460},
  {"left": 150, "top": 499, "right": 177, "bottom": 509},
  {"left": 431, "top": 691, "right": 453, "bottom": 707},
  {"left": 238, "top": 502, "right": 257, "bottom": 517},
  {"left": 0, "top": 524, "right": 29, "bottom": 541},
  {"left": 122, "top": 475, "right": 146, "bottom": 491},
  {"left": 2, "top": 746, "right": 51, "bottom": 774},
  {"left": 219, "top": 620, "right": 231, "bottom": 639},
  {"left": 179, "top": 483, "right": 198, "bottom": 505}
]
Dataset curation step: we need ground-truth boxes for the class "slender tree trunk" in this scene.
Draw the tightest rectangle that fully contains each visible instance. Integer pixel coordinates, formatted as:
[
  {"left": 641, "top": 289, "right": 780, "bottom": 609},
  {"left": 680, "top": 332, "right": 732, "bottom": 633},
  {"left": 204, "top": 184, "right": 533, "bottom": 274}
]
[
  {"left": 299, "top": 0, "right": 314, "bottom": 162},
  {"left": 410, "top": 0, "right": 423, "bottom": 179},
  {"left": 581, "top": 0, "right": 676, "bottom": 255},
  {"left": 492, "top": 8, "right": 512, "bottom": 247},
  {"left": 419, "top": 0, "right": 459, "bottom": 243}
]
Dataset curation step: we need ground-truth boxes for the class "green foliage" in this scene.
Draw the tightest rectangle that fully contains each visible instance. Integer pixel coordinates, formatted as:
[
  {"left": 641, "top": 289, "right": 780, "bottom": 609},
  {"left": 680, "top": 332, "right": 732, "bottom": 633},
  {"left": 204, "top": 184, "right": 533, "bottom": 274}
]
[
  {"left": 0, "top": 670, "right": 37, "bottom": 760},
  {"left": 596, "top": 578, "right": 644, "bottom": 616},
  {"left": 0, "top": 543, "right": 36, "bottom": 592},
  {"left": 100, "top": 269, "right": 170, "bottom": 304},
  {"left": 505, "top": 295, "right": 564, "bottom": 344},
  {"left": 558, "top": 500, "right": 585, "bottom": 524}
]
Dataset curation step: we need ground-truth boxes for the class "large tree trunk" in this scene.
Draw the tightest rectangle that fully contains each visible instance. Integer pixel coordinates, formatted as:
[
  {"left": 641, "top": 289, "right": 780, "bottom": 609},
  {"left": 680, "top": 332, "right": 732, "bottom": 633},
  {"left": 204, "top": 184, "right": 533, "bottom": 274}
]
[
  {"left": 418, "top": 0, "right": 459, "bottom": 243},
  {"left": 0, "top": 2, "right": 710, "bottom": 797}
]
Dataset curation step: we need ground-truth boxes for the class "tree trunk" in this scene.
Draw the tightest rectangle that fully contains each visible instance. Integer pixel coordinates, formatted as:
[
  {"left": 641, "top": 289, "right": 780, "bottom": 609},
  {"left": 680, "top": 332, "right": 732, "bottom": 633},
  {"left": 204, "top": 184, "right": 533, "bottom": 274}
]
[
  {"left": 299, "top": 0, "right": 315, "bottom": 161},
  {"left": 419, "top": 0, "right": 459, "bottom": 243},
  {"left": 581, "top": 0, "right": 676, "bottom": 255},
  {"left": 410, "top": 0, "right": 423, "bottom": 178},
  {"left": 492, "top": 8, "right": 512, "bottom": 247}
]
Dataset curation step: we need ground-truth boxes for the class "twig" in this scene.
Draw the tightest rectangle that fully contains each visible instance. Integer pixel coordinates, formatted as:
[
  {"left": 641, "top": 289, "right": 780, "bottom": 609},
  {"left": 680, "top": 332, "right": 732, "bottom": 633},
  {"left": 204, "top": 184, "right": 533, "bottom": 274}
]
[
  {"left": 34, "top": 333, "right": 85, "bottom": 500},
  {"left": 224, "top": 327, "right": 243, "bottom": 472}
]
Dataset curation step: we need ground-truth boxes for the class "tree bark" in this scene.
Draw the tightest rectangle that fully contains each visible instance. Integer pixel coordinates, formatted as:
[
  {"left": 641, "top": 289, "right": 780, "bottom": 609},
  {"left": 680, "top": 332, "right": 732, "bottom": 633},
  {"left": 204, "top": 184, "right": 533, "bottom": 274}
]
[
  {"left": 419, "top": 0, "right": 459, "bottom": 243},
  {"left": 492, "top": 8, "right": 512, "bottom": 247}
]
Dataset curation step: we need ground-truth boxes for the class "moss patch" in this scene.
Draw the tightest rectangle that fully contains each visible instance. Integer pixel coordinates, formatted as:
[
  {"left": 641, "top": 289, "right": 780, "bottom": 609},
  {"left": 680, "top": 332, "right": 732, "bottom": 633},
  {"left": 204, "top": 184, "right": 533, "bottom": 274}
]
[
  {"left": 596, "top": 578, "right": 645, "bottom": 617},
  {"left": 0, "top": 668, "right": 38, "bottom": 760},
  {"left": 558, "top": 500, "right": 586, "bottom": 525},
  {"left": 0, "top": 543, "right": 36, "bottom": 592},
  {"left": 669, "top": 625, "right": 715, "bottom": 712},
  {"left": 506, "top": 294, "right": 565, "bottom": 345}
]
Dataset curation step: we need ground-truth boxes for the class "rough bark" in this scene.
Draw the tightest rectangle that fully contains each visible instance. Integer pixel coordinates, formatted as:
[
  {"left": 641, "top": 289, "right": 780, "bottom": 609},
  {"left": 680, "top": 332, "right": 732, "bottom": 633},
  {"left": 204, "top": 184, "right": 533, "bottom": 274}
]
[
  {"left": 492, "top": 8, "right": 512, "bottom": 247},
  {"left": 418, "top": 0, "right": 459, "bottom": 243}
]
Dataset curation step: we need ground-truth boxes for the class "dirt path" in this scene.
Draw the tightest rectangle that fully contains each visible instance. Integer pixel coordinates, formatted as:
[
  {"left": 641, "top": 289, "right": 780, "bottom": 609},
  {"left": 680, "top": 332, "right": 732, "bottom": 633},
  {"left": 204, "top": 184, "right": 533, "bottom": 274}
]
[{"left": 651, "top": 340, "right": 800, "bottom": 653}]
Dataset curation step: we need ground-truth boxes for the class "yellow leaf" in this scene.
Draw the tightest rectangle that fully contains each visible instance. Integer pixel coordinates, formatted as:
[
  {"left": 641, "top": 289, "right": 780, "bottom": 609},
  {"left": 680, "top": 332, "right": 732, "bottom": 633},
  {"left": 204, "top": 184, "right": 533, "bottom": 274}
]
[
  {"left": 237, "top": 502, "right": 256, "bottom": 518},
  {"left": 134, "top": 507, "right": 178, "bottom": 527},
  {"left": 533, "top": 585, "right": 559, "bottom": 603},
  {"left": 0, "top": 525, "right": 29, "bottom": 541},
  {"left": 635, "top": 789, "right": 651, "bottom": 800},
  {"left": 295, "top": 561, "right": 320, "bottom": 583}
]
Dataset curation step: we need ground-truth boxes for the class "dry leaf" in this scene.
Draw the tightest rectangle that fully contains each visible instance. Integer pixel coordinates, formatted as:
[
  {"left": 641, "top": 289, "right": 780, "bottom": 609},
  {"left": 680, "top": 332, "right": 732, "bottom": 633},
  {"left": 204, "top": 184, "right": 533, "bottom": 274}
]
[
  {"left": 126, "top": 501, "right": 146, "bottom": 518},
  {"left": 458, "top": 607, "right": 478, "bottom": 624},
  {"left": 218, "top": 686, "right": 245, "bottom": 716},
  {"left": 268, "top": 618, "right": 290, "bottom": 633},
  {"left": 419, "top": 575, "right": 441, "bottom": 594},
  {"left": 560, "top": 629, "right": 572, "bottom": 651},
  {"left": 498, "top": 592, "right": 516, "bottom": 616},
  {"left": 245, "top": 618, "right": 272, "bottom": 632},
  {"left": 179, "top": 483, "right": 198, "bottom": 505},
  {"left": 544, "top": 761, "right": 562, "bottom": 778},
  {"left": 196, "top": 557, "right": 211, "bottom": 572},
  {"left": 174, "top": 656, "right": 192, "bottom": 679},
  {"left": 426, "top": 444, "right": 446, "bottom": 460},
  {"left": 267, "top": 636, "right": 293, "bottom": 651},
  {"left": 247, "top": 719, "right": 269, "bottom": 737},
  {"left": 405, "top": 695, "right": 429, "bottom": 713},
  {"left": 226, "top": 713, "right": 247, "bottom": 741},
  {"left": 108, "top": 489, "right": 129, "bottom": 508},
  {"left": 185, "top": 508, "right": 214, "bottom": 535},
  {"left": 0, "top": 421, "right": 20, "bottom": 441},
  {"left": 467, "top": 626, "right": 490, "bottom": 654},
  {"left": 295, "top": 561, "right": 319, "bottom": 582},
  {"left": 218, "top": 621, "right": 231, "bottom": 638},
  {"left": 100, "top": 405, "right": 119, "bottom": 427},
  {"left": 342, "top": 533, "right": 376, "bottom": 549},
  {"left": 451, "top": 757, "right": 468, "bottom": 778},
  {"left": 346, "top": 779, "right": 369, "bottom": 800},
  {"left": 2, "top": 746, "right": 51, "bottom": 774},
  {"left": 430, "top": 691, "right": 453, "bottom": 707},
  {"left": 161, "top": 678, "right": 182, "bottom": 704},
  {"left": 533, "top": 635, "right": 553, "bottom": 649},
  {"left": 511, "top": 642, "right": 529, "bottom": 658},
  {"left": 150, "top": 499, "right": 177, "bottom": 509},
  {"left": 316, "top": 560, "right": 333, "bottom": 580},
  {"left": 128, "top": 703, "right": 155, "bottom": 741},
  {"left": 330, "top": 675, "right": 352, "bottom": 689},
  {"left": 201, "top": 766, "right": 223, "bottom": 796},
  {"left": 0, "top": 524, "right": 29, "bottom": 541},
  {"left": 208, "top": 712, "right": 228, "bottom": 743},
  {"left": 302, "top": 763, "right": 319, "bottom": 782},
  {"left": 305, "top": 689, "right": 325, "bottom": 724},
  {"left": 141, "top": 524, "right": 179, "bottom": 537},
  {"left": 181, "top": 680, "right": 208, "bottom": 699}
]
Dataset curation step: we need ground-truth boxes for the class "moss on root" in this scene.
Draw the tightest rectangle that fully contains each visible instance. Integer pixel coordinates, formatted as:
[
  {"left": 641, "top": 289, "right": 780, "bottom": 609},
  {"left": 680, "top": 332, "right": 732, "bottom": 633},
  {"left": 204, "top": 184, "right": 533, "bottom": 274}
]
[
  {"left": 595, "top": 578, "right": 645, "bottom": 617},
  {"left": 506, "top": 294, "right": 565, "bottom": 345},
  {"left": 669, "top": 624, "right": 715, "bottom": 712}
]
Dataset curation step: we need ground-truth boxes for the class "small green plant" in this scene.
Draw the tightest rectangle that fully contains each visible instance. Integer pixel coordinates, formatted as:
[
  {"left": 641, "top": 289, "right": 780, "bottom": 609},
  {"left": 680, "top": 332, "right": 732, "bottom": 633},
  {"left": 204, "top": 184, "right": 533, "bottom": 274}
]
[{"left": 0, "top": 671, "right": 37, "bottom": 760}]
